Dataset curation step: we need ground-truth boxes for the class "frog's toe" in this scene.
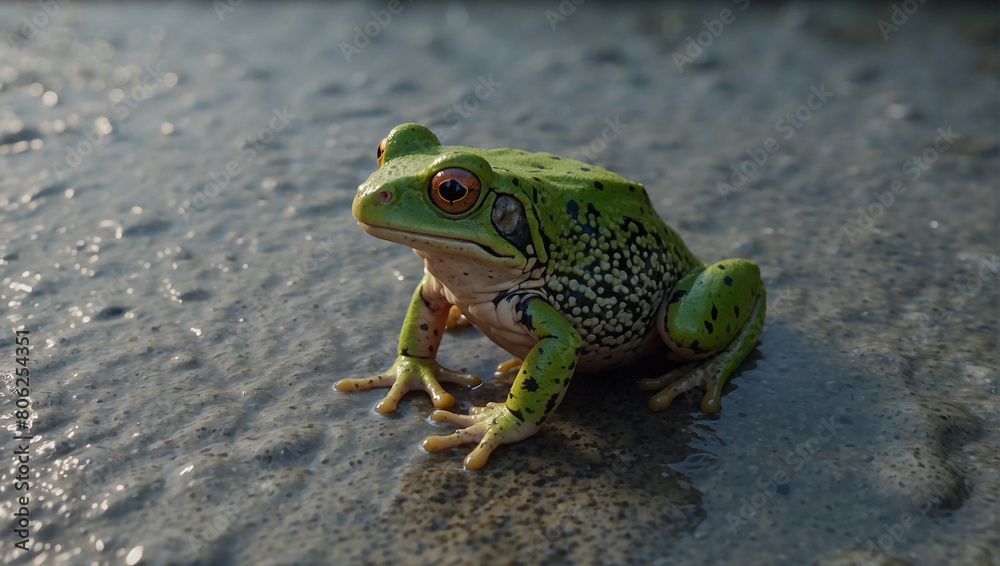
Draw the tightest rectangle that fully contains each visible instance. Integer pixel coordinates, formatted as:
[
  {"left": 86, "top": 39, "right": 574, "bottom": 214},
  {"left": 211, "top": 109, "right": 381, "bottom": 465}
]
[
  {"left": 417, "top": 375, "right": 461, "bottom": 409},
  {"left": 464, "top": 437, "right": 502, "bottom": 471},
  {"left": 493, "top": 358, "right": 523, "bottom": 377},
  {"left": 373, "top": 396, "right": 401, "bottom": 414},
  {"left": 421, "top": 402, "right": 539, "bottom": 470},
  {"left": 380, "top": 374, "right": 459, "bottom": 413},
  {"left": 372, "top": 376, "right": 416, "bottom": 414},
  {"left": 428, "top": 390, "right": 458, "bottom": 410},
  {"left": 434, "top": 367, "right": 482, "bottom": 388},
  {"left": 701, "top": 392, "right": 722, "bottom": 414},
  {"left": 333, "top": 373, "right": 390, "bottom": 392},
  {"left": 468, "top": 401, "right": 506, "bottom": 417},
  {"left": 445, "top": 305, "right": 471, "bottom": 330},
  {"left": 420, "top": 428, "right": 499, "bottom": 471},
  {"left": 646, "top": 369, "right": 711, "bottom": 412},
  {"left": 336, "top": 373, "right": 410, "bottom": 413},
  {"left": 637, "top": 363, "right": 695, "bottom": 391},
  {"left": 421, "top": 427, "right": 482, "bottom": 452},
  {"left": 372, "top": 388, "right": 456, "bottom": 414},
  {"left": 428, "top": 408, "right": 476, "bottom": 427},
  {"left": 337, "top": 357, "right": 478, "bottom": 414}
]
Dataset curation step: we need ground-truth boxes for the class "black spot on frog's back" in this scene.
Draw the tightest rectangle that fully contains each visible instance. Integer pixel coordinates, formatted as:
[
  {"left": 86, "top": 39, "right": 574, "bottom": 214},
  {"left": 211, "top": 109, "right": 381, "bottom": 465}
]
[
  {"left": 566, "top": 199, "right": 580, "bottom": 220},
  {"left": 622, "top": 216, "right": 648, "bottom": 237}
]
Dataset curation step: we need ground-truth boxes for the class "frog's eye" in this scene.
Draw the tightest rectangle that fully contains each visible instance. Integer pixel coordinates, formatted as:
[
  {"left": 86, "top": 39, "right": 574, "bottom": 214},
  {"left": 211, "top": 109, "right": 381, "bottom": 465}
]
[
  {"left": 376, "top": 137, "right": 388, "bottom": 167},
  {"left": 428, "top": 168, "right": 481, "bottom": 214}
]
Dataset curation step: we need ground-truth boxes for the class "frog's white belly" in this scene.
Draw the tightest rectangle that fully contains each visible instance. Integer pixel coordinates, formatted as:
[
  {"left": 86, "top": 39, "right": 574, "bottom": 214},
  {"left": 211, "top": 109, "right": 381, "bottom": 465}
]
[
  {"left": 444, "top": 290, "right": 539, "bottom": 361},
  {"left": 416, "top": 251, "right": 536, "bottom": 355},
  {"left": 445, "top": 285, "right": 663, "bottom": 373},
  {"left": 421, "top": 255, "right": 663, "bottom": 373}
]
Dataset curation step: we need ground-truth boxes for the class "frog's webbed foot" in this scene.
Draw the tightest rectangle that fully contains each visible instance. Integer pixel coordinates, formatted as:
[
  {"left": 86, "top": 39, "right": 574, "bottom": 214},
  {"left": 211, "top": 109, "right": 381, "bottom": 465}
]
[
  {"left": 445, "top": 305, "right": 471, "bottom": 330},
  {"left": 421, "top": 402, "right": 540, "bottom": 470},
  {"left": 644, "top": 289, "right": 766, "bottom": 413},
  {"left": 334, "top": 356, "right": 481, "bottom": 414},
  {"left": 638, "top": 361, "right": 717, "bottom": 412},
  {"left": 649, "top": 258, "right": 766, "bottom": 413}
]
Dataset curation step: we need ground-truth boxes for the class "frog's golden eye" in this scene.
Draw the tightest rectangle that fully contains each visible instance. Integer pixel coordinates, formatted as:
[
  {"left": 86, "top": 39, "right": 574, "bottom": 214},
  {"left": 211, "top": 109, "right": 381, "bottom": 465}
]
[
  {"left": 376, "top": 137, "right": 388, "bottom": 167},
  {"left": 428, "top": 168, "right": 481, "bottom": 214}
]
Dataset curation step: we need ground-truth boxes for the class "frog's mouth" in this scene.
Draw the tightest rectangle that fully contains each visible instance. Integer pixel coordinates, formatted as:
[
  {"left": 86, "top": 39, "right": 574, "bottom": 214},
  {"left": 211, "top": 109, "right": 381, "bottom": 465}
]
[{"left": 357, "top": 222, "right": 515, "bottom": 260}]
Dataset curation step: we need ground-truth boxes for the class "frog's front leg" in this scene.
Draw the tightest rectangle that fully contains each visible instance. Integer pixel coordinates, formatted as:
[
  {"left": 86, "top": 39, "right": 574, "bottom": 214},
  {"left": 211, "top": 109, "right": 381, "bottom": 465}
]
[
  {"left": 421, "top": 296, "right": 582, "bottom": 470},
  {"left": 641, "top": 258, "right": 765, "bottom": 413},
  {"left": 334, "top": 273, "right": 481, "bottom": 413}
]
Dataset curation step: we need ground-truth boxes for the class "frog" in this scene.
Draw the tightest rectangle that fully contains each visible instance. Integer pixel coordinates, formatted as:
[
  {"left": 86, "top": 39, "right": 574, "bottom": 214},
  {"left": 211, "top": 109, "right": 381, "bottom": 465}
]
[{"left": 336, "top": 123, "right": 765, "bottom": 470}]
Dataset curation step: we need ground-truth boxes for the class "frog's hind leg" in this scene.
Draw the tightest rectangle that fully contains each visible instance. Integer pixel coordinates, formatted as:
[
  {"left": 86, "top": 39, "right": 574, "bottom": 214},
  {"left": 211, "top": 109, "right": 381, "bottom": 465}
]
[{"left": 642, "top": 259, "right": 765, "bottom": 413}]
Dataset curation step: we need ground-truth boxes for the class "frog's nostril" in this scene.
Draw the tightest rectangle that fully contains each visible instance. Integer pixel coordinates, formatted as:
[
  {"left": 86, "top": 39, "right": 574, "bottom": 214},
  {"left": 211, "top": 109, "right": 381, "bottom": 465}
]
[{"left": 376, "top": 190, "right": 393, "bottom": 204}]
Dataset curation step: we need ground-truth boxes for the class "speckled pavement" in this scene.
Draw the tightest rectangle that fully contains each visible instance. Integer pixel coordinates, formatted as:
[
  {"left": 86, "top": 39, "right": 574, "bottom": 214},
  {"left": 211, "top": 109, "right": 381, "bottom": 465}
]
[{"left": 0, "top": 3, "right": 997, "bottom": 565}]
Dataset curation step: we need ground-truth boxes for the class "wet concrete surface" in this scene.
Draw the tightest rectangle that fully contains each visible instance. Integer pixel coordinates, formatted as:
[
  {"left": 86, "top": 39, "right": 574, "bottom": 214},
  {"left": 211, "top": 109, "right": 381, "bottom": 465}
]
[{"left": 0, "top": 2, "right": 997, "bottom": 565}]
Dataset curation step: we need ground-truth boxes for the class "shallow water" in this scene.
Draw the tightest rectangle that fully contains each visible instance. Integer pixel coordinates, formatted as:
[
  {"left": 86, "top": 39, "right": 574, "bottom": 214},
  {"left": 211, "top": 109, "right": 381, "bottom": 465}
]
[{"left": 0, "top": 3, "right": 997, "bottom": 565}]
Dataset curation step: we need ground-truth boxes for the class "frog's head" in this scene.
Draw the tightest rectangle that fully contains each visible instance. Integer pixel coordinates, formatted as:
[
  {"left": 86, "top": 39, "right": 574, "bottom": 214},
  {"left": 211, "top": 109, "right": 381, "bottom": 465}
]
[{"left": 353, "top": 124, "right": 547, "bottom": 272}]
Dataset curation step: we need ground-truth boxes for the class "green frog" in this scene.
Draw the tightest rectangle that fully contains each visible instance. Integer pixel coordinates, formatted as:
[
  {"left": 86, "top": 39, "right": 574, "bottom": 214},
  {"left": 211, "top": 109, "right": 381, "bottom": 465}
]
[{"left": 336, "top": 123, "right": 765, "bottom": 470}]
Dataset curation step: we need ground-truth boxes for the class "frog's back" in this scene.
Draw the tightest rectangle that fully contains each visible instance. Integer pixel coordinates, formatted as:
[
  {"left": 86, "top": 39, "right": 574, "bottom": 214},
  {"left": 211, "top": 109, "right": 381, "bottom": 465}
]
[
  {"left": 482, "top": 147, "right": 702, "bottom": 369},
  {"left": 482, "top": 148, "right": 668, "bottom": 228}
]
